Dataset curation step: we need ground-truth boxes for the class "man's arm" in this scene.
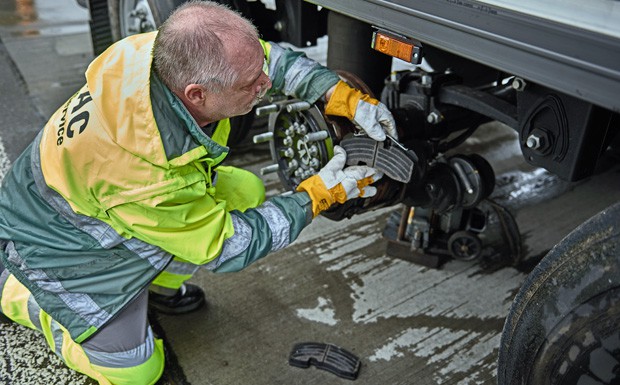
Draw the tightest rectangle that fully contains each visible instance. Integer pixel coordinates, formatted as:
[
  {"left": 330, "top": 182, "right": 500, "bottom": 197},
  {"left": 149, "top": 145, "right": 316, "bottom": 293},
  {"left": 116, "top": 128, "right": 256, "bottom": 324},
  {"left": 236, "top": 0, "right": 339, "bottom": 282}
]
[
  {"left": 207, "top": 146, "right": 383, "bottom": 272},
  {"left": 261, "top": 40, "right": 339, "bottom": 104},
  {"left": 106, "top": 148, "right": 380, "bottom": 273},
  {"left": 261, "top": 40, "right": 397, "bottom": 141},
  {"left": 204, "top": 193, "right": 312, "bottom": 272}
]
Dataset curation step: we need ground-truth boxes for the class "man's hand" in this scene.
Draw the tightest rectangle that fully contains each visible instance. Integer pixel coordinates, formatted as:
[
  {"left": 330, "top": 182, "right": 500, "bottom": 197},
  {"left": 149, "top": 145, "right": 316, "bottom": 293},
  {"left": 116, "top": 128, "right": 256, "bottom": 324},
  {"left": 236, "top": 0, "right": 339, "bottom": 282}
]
[
  {"left": 324, "top": 80, "right": 397, "bottom": 142},
  {"left": 296, "top": 146, "right": 383, "bottom": 217}
]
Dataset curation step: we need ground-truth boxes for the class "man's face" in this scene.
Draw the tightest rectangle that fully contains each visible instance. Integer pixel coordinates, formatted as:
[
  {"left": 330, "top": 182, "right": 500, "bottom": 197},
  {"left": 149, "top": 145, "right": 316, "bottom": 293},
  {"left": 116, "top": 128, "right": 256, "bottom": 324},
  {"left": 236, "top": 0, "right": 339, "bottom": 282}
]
[
  {"left": 215, "top": 44, "right": 272, "bottom": 118},
  {"left": 187, "top": 41, "right": 272, "bottom": 126}
]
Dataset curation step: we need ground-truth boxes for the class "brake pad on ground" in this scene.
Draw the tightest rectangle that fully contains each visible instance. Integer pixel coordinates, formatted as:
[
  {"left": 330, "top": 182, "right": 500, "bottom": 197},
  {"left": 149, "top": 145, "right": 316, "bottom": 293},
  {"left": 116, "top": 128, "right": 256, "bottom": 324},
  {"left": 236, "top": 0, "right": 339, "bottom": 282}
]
[
  {"left": 288, "top": 342, "right": 361, "bottom": 380},
  {"left": 340, "top": 136, "right": 416, "bottom": 183}
]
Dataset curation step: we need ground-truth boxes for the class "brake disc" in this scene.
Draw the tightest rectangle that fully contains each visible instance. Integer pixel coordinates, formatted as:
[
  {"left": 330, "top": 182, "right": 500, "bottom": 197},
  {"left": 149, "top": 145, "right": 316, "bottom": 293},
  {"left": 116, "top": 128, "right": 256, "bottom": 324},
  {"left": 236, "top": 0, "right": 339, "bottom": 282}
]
[{"left": 253, "top": 71, "right": 372, "bottom": 191}]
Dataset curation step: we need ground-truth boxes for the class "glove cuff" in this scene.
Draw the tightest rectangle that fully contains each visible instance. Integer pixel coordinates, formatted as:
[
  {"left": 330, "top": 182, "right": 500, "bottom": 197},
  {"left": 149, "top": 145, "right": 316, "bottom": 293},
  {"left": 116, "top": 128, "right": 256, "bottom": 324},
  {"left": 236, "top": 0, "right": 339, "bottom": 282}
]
[
  {"left": 296, "top": 175, "right": 335, "bottom": 217},
  {"left": 324, "top": 80, "right": 362, "bottom": 120}
]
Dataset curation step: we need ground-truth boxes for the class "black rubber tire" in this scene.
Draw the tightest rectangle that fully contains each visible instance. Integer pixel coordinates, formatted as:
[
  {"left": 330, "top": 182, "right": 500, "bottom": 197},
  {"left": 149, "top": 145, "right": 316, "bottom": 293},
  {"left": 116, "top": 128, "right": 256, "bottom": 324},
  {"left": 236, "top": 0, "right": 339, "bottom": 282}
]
[
  {"left": 498, "top": 202, "right": 620, "bottom": 385},
  {"left": 108, "top": 0, "right": 183, "bottom": 42},
  {"left": 326, "top": 11, "right": 392, "bottom": 97}
]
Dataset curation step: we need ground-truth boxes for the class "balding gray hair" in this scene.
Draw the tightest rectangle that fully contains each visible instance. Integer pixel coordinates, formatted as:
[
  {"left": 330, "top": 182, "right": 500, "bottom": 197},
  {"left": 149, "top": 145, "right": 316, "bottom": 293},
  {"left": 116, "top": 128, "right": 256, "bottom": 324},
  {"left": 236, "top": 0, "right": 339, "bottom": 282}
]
[{"left": 152, "top": 0, "right": 259, "bottom": 93}]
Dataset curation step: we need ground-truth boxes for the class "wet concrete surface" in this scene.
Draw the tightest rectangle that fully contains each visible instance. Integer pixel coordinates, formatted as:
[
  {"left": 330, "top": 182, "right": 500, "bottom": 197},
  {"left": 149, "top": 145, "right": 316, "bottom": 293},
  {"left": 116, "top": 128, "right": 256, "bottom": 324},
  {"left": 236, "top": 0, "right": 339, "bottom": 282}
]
[
  {"left": 0, "top": 2, "right": 619, "bottom": 385},
  {"left": 0, "top": 0, "right": 91, "bottom": 163},
  {"left": 0, "top": 0, "right": 92, "bottom": 118}
]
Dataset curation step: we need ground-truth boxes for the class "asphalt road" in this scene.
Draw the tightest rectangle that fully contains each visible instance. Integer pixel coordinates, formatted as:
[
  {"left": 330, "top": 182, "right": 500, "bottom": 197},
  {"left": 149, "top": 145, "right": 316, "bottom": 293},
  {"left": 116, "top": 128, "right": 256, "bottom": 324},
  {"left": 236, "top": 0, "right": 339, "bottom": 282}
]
[{"left": 0, "top": 2, "right": 619, "bottom": 385}]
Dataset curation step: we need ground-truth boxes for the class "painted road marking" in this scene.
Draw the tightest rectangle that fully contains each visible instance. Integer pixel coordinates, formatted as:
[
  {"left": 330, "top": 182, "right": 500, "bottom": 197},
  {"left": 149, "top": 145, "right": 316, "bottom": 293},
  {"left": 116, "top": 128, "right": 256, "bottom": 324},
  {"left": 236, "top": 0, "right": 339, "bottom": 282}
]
[{"left": 296, "top": 296, "right": 339, "bottom": 326}]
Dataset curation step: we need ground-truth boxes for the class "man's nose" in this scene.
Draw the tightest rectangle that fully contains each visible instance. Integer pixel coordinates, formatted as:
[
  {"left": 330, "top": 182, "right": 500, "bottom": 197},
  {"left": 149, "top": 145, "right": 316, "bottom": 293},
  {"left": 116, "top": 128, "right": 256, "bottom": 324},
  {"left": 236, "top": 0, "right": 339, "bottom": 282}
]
[{"left": 262, "top": 74, "right": 272, "bottom": 91}]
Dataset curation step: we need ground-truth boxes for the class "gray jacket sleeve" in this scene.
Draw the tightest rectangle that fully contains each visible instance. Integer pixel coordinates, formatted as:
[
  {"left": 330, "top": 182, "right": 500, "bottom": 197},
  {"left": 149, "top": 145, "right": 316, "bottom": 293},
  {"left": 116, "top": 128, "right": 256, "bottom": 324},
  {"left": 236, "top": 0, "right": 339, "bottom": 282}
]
[
  {"left": 204, "top": 192, "right": 313, "bottom": 273},
  {"left": 266, "top": 42, "right": 340, "bottom": 104}
]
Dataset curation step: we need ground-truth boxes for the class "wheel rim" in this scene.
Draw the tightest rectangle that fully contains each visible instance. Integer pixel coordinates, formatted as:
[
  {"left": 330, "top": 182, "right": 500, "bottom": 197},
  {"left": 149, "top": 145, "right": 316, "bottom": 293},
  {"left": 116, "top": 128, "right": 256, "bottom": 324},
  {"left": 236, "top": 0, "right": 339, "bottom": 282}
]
[
  {"left": 119, "top": 0, "right": 157, "bottom": 37},
  {"left": 528, "top": 287, "right": 620, "bottom": 385},
  {"left": 448, "top": 231, "right": 482, "bottom": 261}
]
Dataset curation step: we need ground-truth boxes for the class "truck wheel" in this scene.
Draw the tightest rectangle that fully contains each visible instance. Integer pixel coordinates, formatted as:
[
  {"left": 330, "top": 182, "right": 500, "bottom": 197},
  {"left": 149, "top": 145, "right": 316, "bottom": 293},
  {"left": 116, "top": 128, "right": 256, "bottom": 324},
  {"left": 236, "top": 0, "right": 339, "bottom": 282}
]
[
  {"left": 108, "top": 0, "right": 182, "bottom": 42},
  {"left": 327, "top": 11, "right": 392, "bottom": 97},
  {"left": 498, "top": 202, "right": 620, "bottom": 385}
]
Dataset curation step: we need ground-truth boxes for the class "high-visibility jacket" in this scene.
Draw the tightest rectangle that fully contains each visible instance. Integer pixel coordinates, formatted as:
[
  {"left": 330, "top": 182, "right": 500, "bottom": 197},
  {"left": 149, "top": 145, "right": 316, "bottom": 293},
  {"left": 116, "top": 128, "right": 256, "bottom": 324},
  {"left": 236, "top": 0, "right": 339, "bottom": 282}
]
[{"left": 0, "top": 31, "right": 339, "bottom": 342}]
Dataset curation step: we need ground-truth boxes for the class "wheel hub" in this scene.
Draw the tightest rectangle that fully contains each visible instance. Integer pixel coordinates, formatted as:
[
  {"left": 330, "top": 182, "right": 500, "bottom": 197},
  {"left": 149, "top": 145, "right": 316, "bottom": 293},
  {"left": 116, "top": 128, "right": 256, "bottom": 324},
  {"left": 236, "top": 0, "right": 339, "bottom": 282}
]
[{"left": 265, "top": 103, "right": 333, "bottom": 190}]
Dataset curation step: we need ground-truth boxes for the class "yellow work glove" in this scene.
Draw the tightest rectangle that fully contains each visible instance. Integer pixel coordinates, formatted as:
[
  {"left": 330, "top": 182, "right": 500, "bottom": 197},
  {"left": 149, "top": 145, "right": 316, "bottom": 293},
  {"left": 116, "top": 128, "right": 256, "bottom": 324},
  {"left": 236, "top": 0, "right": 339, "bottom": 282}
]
[
  {"left": 325, "top": 80, "right": 398, "bottom": 141},
  {"left": 297, "top": 146, "right": 384, "bottom": 217}
]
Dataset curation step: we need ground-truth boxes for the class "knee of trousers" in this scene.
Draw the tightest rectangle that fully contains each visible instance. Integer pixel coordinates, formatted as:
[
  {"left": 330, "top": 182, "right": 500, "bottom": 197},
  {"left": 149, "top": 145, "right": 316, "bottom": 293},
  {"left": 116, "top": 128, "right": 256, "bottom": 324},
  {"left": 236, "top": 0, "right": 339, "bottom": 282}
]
[
  {"left": 0, "top": 273, "right": 165, "bottom": 385},
  {"left": 81, "top": 332, "right": 166, "bottom": 385},
  {"left": 46, "top": 320, "right": 165, "bottom": 385},
  {"left": 0, "top": 271, "right": 41, "bottom": 330}
]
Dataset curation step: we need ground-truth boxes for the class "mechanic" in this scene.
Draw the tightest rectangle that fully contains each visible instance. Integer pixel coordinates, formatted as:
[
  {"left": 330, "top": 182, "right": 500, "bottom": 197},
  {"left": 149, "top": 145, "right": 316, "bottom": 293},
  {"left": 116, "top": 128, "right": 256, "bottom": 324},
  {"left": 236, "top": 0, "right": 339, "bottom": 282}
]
[{"left": 0, "top": 1, "right": 396, "bottom": 384}]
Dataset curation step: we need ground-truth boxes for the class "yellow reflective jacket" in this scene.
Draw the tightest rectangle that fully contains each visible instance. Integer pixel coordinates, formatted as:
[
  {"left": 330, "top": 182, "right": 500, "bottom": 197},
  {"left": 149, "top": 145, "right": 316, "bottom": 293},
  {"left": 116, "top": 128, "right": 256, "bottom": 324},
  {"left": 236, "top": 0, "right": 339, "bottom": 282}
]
[{"left": 41, "top": 31, "right": 236, "bottom": 264}]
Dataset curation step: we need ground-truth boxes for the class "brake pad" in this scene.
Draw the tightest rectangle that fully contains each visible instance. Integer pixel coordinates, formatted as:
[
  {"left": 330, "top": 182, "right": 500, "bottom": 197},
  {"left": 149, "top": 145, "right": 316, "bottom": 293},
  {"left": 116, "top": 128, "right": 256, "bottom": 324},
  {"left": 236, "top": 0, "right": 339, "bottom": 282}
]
[
  {"left": 340, "top": 136, "right": 416, "bottom": 183},
  {"left": 289, "top": 342, "right": 361, "bottom": 380}
]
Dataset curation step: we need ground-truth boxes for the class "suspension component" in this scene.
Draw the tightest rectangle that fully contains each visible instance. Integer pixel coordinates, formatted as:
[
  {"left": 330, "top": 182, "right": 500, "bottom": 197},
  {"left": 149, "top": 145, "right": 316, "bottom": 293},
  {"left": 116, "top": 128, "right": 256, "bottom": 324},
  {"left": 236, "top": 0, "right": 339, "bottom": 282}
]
[{"left": 403, "top": 154, "right": 495, "bottom": 213}]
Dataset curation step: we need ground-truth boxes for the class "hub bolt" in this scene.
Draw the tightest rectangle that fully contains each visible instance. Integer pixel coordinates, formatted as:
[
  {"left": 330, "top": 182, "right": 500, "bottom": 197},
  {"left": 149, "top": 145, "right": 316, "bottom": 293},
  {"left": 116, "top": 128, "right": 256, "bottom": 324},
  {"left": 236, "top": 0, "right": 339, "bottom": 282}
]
[{"left": 303, "top": 131, "right": 329, "bottom": 143}]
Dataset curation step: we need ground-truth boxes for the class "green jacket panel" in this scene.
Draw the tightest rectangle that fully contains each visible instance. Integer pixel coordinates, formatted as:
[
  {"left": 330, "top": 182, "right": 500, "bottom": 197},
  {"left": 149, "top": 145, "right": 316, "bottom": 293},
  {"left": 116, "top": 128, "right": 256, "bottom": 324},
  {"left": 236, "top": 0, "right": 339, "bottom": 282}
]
[{"left": 0, "top": 139, "right": 172, "bottom": 342}]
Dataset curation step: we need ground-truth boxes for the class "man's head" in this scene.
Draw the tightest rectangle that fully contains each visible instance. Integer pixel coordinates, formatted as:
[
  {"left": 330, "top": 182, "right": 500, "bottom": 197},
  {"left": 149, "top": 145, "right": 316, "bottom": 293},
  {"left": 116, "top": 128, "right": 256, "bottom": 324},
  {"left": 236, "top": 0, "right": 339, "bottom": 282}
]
[{"left": 153, "top": 1, "right": 271, "bottom": 125}]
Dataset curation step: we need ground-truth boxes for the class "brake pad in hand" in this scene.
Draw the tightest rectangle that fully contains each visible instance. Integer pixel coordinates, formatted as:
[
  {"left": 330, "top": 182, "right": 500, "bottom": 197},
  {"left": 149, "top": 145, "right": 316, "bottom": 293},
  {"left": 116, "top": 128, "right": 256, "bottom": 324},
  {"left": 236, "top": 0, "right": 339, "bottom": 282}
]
[{"left": 340, "top": 136, "right": 416, "bottom": 183}]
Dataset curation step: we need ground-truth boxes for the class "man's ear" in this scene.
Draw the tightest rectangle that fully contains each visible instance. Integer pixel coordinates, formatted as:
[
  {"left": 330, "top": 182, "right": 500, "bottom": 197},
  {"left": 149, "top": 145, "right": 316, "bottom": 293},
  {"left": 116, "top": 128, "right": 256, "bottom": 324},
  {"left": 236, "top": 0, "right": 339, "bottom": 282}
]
[{"left": 184, "top": 84, "right": 207, "bottom": 107}]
